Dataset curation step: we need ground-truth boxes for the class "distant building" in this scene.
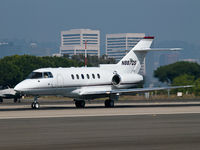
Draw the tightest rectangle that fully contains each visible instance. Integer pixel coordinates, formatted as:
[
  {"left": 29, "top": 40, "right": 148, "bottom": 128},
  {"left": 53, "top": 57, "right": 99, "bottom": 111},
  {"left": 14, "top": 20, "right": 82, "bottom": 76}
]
[
  {"left": 60, "top": 29, "right": 100, "bottom": 57},
  {"left": 52, "top": 53, "right": 62, "bottom": 57},
  {"left": 159, "top": 53, "right": 179, "bottom": 66},
  {"left": 106, "top": 33, "right": 145, "bottom": 61},
  {"left": 30, "top": 42, "right": 37, "bottom": 48},
  {"left": 0, "top": 42, "right": 9, "bottom": 46},
  {"left": 181, "top": 59, "right": 199, "bottom": 64},
  {"left": 106, "top": 33, "right": 145, "bottom": 74}
]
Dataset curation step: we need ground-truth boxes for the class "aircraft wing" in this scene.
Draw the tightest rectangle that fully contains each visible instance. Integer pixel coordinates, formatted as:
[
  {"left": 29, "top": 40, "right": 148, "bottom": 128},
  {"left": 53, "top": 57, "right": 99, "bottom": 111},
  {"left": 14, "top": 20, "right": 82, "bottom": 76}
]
[
  {"left": 80, "top": 85, "right": 192, "bottom": 95},
  {"left": 134, "top": 48, "right": 182, "bottom": 52}
]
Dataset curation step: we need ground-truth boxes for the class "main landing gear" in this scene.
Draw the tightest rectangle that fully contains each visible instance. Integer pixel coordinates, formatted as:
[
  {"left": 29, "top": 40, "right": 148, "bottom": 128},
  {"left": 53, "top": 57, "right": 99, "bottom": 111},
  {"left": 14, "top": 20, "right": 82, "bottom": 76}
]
[
  {"left": 31, "top": 97, "right": 40, "bottom": 109},
  {"left": 0, "top": 97, "right": 3, "bottom": 103},
  {"left": 104, "top": 94, "right": 119, "bottom": 108},
  {"left": 75, "top": 100, "right": 85, "bottom": 108},
  {"left": 14, "top": 97, "right": 21, "bottom": 103},
  {"left": 104, "top": 100, "right": 114, "bottom": 108},
  {"left": 74, "top": 94, "right": 118, "bottom": 108}
]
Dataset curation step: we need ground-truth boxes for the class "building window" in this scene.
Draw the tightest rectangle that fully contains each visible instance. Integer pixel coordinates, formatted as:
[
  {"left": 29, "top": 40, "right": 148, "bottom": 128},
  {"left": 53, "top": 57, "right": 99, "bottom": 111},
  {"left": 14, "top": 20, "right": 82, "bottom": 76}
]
[
  {"left": 71, "top": 74, "right": 74, "bottom": 80},
  {"left": 82, "top": 43, "right": 97, "bottom": 45},
  {"left": 107, "top": 46, "right": 126, "bottom": 48},
  {"left": 63, "top": 34, "right": 80, "bottom": 37},
  {"left": 63, "top": 43, "right": 80, "bottom": 45},
  {"left": 97, "top": 74, "right": 100, "bottom": 79},
  {"left": 107, "top": 37, "right": 126, "bottom": 40},
  {"left": 128, "top": 37, "right": 142, "bottom": 40},
  {"left": 76, "top": 74, "right": 79, "bottom": 79},
  {"left": 81, "top": 74, "right": 84, "bottom": 79},
  {"left": 87, "top": 74, "right": 90, "bottom": 79},
  {"left": 63, "top": 37, "right": 80, "bottom": 40},
  {"left": 107, "top": 43, "right": 126, "bottom": 46},
  {"left": 92, "top": 74, "right": 95, "bottom": 79},
  {"left": 63, "top": 40, "right": 80, "bottom": 42},
  {"left": 83, "top": 37, "right": 98, "bottom": 39},
  {"left": 83, "top": 34, "right": 98, "bottom": 36},
  {"left": 83, "top": 40, "right": 98, "bottom": 42}
]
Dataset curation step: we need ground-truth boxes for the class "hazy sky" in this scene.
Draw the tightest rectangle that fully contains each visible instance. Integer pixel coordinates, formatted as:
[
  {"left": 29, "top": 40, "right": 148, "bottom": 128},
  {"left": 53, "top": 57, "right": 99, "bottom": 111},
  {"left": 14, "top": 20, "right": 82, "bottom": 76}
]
[{"left": 0, "top": 0, "right": 199, "bottom": 45}]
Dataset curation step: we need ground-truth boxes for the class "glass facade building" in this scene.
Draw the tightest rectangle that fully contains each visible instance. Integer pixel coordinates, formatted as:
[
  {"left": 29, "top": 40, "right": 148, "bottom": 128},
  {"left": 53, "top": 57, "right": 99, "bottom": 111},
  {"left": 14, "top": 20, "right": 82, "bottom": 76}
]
[
  {"left": 60, "top": 29, "right": 100, "bottom": 57},
  {"left": 106, "top": 33, "right": 145, "bottom": 75}
]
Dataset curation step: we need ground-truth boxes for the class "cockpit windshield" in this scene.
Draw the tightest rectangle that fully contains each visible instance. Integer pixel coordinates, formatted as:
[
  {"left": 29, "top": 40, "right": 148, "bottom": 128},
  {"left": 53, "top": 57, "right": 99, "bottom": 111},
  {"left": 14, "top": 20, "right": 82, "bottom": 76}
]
[
  {"left": 27, "top": 72, "right": 53, "bottom": 79},
  {"left": 27, "top": 72, "right": 42, "bottom": 79},
  {"left": 43, "top": 72, "right": 53, "bottom": 78}
]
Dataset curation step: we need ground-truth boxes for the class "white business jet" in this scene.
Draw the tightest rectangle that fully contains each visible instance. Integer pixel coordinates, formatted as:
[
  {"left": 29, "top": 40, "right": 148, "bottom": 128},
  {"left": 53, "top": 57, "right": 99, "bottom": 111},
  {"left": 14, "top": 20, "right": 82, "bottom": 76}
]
[{"left": 14, "top": 36, "right": 189, "bottom": 109}]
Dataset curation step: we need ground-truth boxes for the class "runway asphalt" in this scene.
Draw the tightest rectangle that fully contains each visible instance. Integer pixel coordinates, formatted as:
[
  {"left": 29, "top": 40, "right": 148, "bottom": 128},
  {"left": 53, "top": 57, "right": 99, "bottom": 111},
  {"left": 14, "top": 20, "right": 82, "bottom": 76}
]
[
  {"left": 1, "top": 101, "right": 200, "bottom": 149},
  {"left": 0, "top": 114, "right": 200, "bottom": 150}
]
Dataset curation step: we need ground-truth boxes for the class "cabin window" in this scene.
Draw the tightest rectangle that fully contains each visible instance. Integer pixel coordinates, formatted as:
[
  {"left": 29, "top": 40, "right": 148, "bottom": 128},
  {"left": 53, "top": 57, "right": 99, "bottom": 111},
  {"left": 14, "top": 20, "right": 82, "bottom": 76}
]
[
  {"left": 76, "top": 74, "right": 79, "bottom": 79},
  {"left": 81, "top": 74, "right": 84, "bottom": 79},
  {"left": 71, "top": 74, "right": 74, "bottom": 80},
  {"left": 92, "top": 74, "right": 95, "bottom": 79},
  {"left": 97, "top": 73, "right": 100, "bottom": 79},
  {"left": 87, "top": 74, "right": 90, "bottom": 79}
]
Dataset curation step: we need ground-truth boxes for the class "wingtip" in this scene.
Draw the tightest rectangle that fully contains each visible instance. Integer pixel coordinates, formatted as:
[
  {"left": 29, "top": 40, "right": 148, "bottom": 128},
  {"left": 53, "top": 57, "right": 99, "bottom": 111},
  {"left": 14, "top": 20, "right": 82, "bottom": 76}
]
[{"left": 170, "top": 48, "right": 182, "bottom": 51}]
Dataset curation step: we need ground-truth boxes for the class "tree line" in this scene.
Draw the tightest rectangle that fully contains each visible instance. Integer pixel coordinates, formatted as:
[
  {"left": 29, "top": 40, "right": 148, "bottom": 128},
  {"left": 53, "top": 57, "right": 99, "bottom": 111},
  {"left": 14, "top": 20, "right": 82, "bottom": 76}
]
[
  {"left": 0, "top": 54, "right": 115, "bottom": 88},
  {"left": 1, "top": 54, "right": 199, "bottom": 95},
  {"left": 0, "top": 55, "right": 85, "bottom": 87},
  {"left": 154, "top": 61, "right": 200, "bottom": 95}
]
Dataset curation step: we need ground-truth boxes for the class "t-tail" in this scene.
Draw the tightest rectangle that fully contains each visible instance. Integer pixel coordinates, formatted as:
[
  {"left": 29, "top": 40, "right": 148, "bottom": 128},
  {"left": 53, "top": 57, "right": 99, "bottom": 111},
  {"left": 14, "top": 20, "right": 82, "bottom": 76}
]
[{"left": 117, "top": 36, "right": 181, "bottom": 74}]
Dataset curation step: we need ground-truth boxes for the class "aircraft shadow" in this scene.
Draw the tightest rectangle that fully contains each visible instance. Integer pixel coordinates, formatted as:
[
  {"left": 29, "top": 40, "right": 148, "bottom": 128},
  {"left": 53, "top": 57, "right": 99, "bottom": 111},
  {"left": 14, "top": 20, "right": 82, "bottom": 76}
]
[{"left": 1, "top": 103, "right": 200, "bottom": 111}]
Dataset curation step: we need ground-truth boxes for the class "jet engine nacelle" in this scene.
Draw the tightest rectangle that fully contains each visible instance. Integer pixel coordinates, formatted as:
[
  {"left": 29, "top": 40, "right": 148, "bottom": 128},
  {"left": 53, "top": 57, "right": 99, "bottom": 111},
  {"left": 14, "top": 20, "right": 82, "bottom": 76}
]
[
  {"left": 112, "top": 74, "right": 121, "bottom": 86},
  {"left": 111, "top": 73, "right": 143, "bottom": 87}
]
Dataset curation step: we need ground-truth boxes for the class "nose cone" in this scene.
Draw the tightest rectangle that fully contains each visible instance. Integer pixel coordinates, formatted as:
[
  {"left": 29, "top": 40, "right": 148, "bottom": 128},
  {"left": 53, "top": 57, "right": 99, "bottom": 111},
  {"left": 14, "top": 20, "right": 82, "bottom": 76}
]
[
  {"left": 14, "top": 82, "right": 24, "bottom": 92},
  {"left": 14, "top": 79, "right": 38, "bottom": 95}
]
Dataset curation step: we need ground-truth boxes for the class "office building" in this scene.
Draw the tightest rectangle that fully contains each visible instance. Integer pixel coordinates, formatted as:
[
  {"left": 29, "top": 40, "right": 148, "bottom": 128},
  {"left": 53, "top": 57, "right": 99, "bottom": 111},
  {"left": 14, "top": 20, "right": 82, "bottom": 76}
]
[
  {"left": 159, "top": 53, "right": 179, "bottom": 66},
  {"left": 181, "top": 59, "right": 199, "bottom": 64},
  {"left": 106, "top": 33, "right": 145, "bottom": 74},
  {"left": 60, "top": 29, "right": 100, "bottom": 57}
]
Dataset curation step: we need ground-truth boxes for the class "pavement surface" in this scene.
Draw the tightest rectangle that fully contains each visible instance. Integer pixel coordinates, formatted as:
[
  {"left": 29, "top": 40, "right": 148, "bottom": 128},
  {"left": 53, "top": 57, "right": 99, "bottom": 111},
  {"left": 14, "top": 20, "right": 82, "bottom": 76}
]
[{"left": 1, "top": 100, "right": 200, "bottom": 149}]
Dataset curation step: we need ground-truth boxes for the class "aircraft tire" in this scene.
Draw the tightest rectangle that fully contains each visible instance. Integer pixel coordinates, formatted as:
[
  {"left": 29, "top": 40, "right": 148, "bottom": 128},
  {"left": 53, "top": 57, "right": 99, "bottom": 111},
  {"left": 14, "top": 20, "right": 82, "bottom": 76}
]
[
  {"left": 31, "top": 102, "right": 35, "bottom": 109},
  {"left": 31, "top": 102, "right": 40, "bottom": 109},
  {"left": 105, "top": 100, "right": 114, "bottom": 108},
  {"left": 75, "top": 100, "right": 85, "bottom": 108},
  {"left": 14, "top": 97, "right": 18, "bottom": 103}
]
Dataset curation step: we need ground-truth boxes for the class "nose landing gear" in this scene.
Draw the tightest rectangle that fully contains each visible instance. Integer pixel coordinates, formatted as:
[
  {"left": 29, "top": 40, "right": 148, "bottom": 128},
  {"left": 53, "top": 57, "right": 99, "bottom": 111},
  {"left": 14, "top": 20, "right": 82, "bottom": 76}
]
[{"left": 31, "top": 97, "right": 40, "bottom": 109}]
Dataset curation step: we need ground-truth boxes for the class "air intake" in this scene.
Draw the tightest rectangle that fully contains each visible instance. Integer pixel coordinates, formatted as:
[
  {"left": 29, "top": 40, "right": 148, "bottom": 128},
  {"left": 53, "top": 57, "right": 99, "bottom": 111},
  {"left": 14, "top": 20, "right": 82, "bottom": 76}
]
[{"left": 112, "top": 74, "right": 121, "bottom": 86}]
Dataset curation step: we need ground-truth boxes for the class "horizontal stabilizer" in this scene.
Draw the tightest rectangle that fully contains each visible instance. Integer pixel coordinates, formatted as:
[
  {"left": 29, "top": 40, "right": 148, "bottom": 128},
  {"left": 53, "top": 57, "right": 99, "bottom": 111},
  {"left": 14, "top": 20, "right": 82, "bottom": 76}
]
[{"left": 134, "top": 48, "right": 182, "bottom": 52}]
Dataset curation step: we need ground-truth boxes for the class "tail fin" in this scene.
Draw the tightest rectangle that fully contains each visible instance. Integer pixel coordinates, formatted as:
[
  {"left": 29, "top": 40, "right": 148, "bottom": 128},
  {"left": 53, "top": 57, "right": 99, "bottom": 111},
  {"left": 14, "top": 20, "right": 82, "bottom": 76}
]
[{"left": 117, "top": 36, "right": 180, "bottom": 74}]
